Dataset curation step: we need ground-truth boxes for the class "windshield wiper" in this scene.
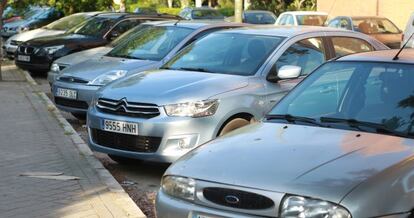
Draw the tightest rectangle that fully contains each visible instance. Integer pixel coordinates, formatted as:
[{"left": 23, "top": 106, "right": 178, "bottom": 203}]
[
  {"left": 176, "top": 67, "right": 213, "bottom": 73},
  {"left": 266, "top": 114, "right": 325, "bottom": 127},
  {"left": 320, "top": 117, "right": 410, "bottom": 138}
]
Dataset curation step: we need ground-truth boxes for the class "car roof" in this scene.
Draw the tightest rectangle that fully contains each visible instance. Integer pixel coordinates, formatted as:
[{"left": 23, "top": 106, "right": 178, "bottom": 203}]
[
  {"left": 337, "top": 49, "right": 414, "bottom": 64},
  {"left": 94, "top": 12, "right": 179, "bottom": 20},
  {"left": 218, "top": 25, "right": 351, "bottom": 37},
  {"left": 280, "top": 11, "right": 328, "bottom": 16},
  {"left": 245, "top": 10, "right": 275, "bottom": 14},
  {"left": 146, "top": 20, "right": 244, "bottom": 29}
]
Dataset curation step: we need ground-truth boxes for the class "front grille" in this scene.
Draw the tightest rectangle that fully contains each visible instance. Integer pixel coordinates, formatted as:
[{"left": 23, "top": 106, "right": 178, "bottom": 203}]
[
  {"left": 57, "top": 76, "right": 89, "bottom": 84},
  {"left": 90, "top": 128, "right": 161, "bottom": 153},
  {"left": 203, "top": 187, "right": 274, "bottom": 210},
  {"left": 54, "top": 97, "right": 89, "bottom": 109},
  {"left": 97, "top": 98, "right": 160, "bottom": 119},
  {"left": 18, "top": 45, "right": 37, "bottom": 55}
]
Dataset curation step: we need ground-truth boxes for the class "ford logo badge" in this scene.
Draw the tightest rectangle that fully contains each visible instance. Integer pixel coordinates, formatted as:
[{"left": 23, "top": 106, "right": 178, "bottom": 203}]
[{"left": 224, "top": 195, "right": 240, "bottom": 204}]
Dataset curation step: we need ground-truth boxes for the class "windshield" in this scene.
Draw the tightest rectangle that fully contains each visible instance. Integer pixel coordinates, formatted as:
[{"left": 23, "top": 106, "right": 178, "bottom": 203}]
[
  {"left": 23, "top": 8, "right": 45, "bottom": 20},
  {"left": 44, "top": 13, "right": 89, "bottom": 31},
  {"left": 296, "top": 15, "right": 327, "bottom": 26},
  {"left": 353, "top": 18, "right": 400, "bottom": 34},
  {"left": 163, "top": 33, "right": 284, "bottom": 76},
  {"left": 269, "top": 61, "right": 414, "bottom": 138},
  {"left": 192, "top": 9, "right": 223, "bottom": 19},
  {"left": 67, "top": 17, "right": 115, "bottom": 37},
  {"left": 107, "top": 26, "right": 193, "bottom": 61},
  {"left": 244, "top": 12, "right": 276, "bottom": 24}
]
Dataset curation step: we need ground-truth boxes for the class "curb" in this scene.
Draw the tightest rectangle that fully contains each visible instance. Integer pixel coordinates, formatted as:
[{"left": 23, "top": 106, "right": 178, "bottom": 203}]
[{"left": 22, "top": 70, "right": 146, "bottom": 218}]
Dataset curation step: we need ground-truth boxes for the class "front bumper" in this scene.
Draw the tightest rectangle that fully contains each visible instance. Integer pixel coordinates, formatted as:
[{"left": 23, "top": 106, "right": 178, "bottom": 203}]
[
  {"left": 1, "top": 30, "right": 17, "bottom": 38},
  {"left": 47, "top": 71, "right": 58, "bottom": 85},
  {"left": 156, "top": 190, "right": 262, "bottom": 218},
  {"left": 87, "top": 106, "right": 218, "bottom": 163},
  {"left": 52, "top": 80, "right": 99, "bottom": 114},
  {"left": 15, "top": 52, "right": 53, "bottom": 72},
  {"left": 3, "top": 43, "right": 18, "bottom": 58}
]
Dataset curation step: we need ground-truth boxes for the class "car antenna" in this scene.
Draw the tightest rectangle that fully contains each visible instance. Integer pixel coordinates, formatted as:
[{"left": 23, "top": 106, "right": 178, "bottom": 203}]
[{"left": 393, "top": 33, "right": 414, "bottom": 60}]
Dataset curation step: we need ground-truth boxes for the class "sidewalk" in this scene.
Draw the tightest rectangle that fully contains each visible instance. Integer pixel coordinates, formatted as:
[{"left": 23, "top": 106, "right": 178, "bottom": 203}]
[{"left": 0, "top": 65, "right": 146, "bottom": 218}]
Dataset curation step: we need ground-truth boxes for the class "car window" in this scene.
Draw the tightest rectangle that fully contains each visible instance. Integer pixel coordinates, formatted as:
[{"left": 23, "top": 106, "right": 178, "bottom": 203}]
[
  {"left": 285, "top": 15, "right": 294, "bottom": 25},
  {"left": 274, "top": 37, "right": 326, "bottom": 76},
  {"left": 296, "top": 15, "right": 327, "bottom": 26},
  {"left": 68, "top": 17, "right": 116, "bottom": 37},
  {"left": 44, "top": 13, "right": 89, "bottom": 31},
  {"left": 328, "top": 19, "right": 340, "bottom": 28},
  {"left": 278, "top": 15, "right": 287, "bottom": 25},
  {"left": 164, "top": 33, "right": 284, "bottom": 76},
  {"left": 270, "top": 61, "right": 414, "bottom": 137},
  {"left": 110, "top": 19, "right": 140, "bottom": 35},
  {"left": 191, "top": 9, "right": 223, "bottom": 19},
  {"left": 353, "top": 18, "right": 400, "bottom": 34},
  {"left": 339, "top": 18, "right": 351, "bottom": 30},
  {"left": 108, "top": 26, "right": 193, "bottom": 61},
  {"left": 332, "top": 37, "right": 374, "bottom": 57},
  {"left": 244, "top": 12, "right": 276, "bottom": 24}
]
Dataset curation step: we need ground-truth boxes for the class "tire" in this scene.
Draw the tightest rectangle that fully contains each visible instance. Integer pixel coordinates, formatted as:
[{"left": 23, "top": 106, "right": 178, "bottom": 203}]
[
  {"left": 108, "top": 154, "right": 140, "bottom": 165},
  {"left": 218, "top": 117, "right": 251, "bottom": 136},
  {"left": 71, "top": 112, "right": 87, "bottom": 120}
]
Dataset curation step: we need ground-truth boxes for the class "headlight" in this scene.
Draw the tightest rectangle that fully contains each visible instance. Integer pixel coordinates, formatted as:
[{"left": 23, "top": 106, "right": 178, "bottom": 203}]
[
  {"left": 164, "top": 99, "right": 219, "bottom": 117},
  {"left": 17, "top": 26, "right": 30, "bottom": 33},
  {"left": 51, "top": 63, "right": 60, "bottom": 72},
  {"left": 281, "top": 196, "right": 351, "bottom": 218},
  {"left": 87, "top": 70, "right": 127, "bottom": 86},
  {"left": 44, "top": 45, "right": 64, "bottom": 55},
  {"left": 161, "top": 176, "right": 195, "bottom": 201}
]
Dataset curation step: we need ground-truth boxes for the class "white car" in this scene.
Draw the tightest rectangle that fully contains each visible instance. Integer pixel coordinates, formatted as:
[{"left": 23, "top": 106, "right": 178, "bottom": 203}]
[
  {"left": 403, "top": 12, "right": 414, "bottom": 48},
  {"left": 275, "top": 11, "right": 328, "bottom": 26},
  {"left": 3, "top": 12, "right": 99, "bottom": 59}
]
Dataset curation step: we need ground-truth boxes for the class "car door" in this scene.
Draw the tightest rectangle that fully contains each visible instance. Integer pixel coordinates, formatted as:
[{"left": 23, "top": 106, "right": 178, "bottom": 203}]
[{"left": 262, "top": 36, "right": 330, "bottom": 113}]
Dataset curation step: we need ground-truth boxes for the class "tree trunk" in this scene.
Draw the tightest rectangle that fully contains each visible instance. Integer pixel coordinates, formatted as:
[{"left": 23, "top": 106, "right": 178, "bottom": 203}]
[
  {"left": 168, "top": 0, "right": 173, "bottom": 8},
  {"left": 235, "top": 0, "right": 243, "bottom": 23},
  {"left": 195, "top": 0, "right": 203, "bottom": 7},
  {"left": 244, "top": 0, "right": 251, "bottom": 10},
  {"left": 208, "top": 0, "right": 212, "bottom": 7},
  {"left": 0, "top": 0, "right": 7, "bottom": 81}
]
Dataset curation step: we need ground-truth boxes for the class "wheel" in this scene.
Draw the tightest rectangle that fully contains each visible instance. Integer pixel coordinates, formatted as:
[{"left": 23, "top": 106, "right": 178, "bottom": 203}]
[
  {"left": 218, "top": 117, "right": 251, "bottom": 136},
  {"left": 108, "top": 154, "right": 140, "bottom": 165},
  {"left": 29, "top": 70, "right": 47, "bottom": 77},
  {"left": 71, "top": 112, "right": 86, "bottom": 120}
]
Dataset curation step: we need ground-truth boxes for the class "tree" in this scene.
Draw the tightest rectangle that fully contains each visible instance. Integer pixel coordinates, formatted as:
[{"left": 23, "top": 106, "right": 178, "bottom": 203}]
[
  {"left": 0, "top": 0, "right": 7, "bottom": 81},
  {"left": 234, "top": 0, "right": 242, "bottom": 22}
]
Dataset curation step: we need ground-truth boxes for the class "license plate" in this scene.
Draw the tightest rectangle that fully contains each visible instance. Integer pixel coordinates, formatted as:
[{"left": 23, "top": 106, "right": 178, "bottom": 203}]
[
  {"left": 56, "top": 88, "right": 77, "bottom": 99},
  {"left": 103, "top": 119, "right": 138, "bottom": 135},
  {"left": 17, "top": 55, "right": 30, "bottom": 62}
]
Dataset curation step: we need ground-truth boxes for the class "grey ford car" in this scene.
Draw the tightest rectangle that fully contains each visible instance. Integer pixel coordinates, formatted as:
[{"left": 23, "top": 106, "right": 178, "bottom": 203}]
[
  {"left": 52, "top": 21, "right": 245, "bottom": 119},
  {"left": 87, "top": 26, "right": 386, "bottom": 164},
  {"left": 156, "top": 49, "right": 414, "bottom": 218}
]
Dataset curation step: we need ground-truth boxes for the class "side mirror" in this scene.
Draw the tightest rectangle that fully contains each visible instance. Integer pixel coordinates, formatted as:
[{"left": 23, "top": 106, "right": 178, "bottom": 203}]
[{"left": 277, "top": 65, "right": 301, "bottom": 80}]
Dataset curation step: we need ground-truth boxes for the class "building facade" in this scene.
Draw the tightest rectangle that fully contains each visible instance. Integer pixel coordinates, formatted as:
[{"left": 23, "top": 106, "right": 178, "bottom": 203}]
[{"left": 317, "top": 0, "right": 414, "bottom": 29}]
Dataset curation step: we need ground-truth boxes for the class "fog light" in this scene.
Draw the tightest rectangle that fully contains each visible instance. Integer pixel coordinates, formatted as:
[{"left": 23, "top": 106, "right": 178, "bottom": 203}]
[{"left": 163, "top": 134, "right": 199, "bottom": 154}]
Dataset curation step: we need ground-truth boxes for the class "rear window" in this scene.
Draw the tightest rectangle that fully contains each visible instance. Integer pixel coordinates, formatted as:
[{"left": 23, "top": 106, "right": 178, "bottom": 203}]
[
  {"left": 296, "top": 15, "right": 327, "bottom": 26},
  {"left": 353, "top": 18, "right": 400, "bottom": 34}
]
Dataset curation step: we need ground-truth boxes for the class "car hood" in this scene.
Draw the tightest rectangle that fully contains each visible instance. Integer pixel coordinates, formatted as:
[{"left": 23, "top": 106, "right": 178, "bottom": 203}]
[
  {"left": 54, "top": 46, "right": 112, "bottom": 66},
  {"left": 167, "top": 122, "right": 414, "bottom": 203},
  {"left": 61, "top": 56, "right": 158, "bottom": 81},
  {"left": 25, "top": 33, "right": 100, "bottom": 47},
  {"left": 10, "top": 28, "right": 64, "bottom": 42},
  {"left": 99, "top": 70, "right": 249, "bottom": 105}
]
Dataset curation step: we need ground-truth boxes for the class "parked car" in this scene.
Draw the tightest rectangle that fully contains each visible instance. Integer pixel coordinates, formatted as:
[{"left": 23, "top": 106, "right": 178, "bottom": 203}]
[
  {"left": 179, "top": 7, "right": 224, "bottom": 20},
  {"left": 4, "top": 12, "right": 100, "bottom": 59},
  {"left": 15, "top": 12, "right": 178, "bottom": 74},
  {"left": 47, "top": 23, "right": 151, "bottom": 85},
  {"left": 156, "top": 49, "right": 414, "bottom": 218},
  {"left": 403, "top": 12, "right": 414, "bottom": 48},
  {"left": 2, "top": 5, "right": 26, "bottom": 24},
  {"left": 328, "top": 16, "right": 402, "bottom": 48},
  {"left": 52, "top": 21, "right": 245, "bottom": 119},
  {"left": 86, "top": 26, "right": 386, "bottom": 164},
  {"left": 226, "top": 10, "right": 277, "bottom": 24},
  {"left": 1, "top": 7, "right": 63, "bottom": 38},
  {"left": 276, "top": 11, "right": 327, "bottom": 26}
]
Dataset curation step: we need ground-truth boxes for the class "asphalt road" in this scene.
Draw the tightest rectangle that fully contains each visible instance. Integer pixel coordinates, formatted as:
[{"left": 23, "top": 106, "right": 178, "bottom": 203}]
[{"left": 32, "top": 73, "right": 167, "bottom": 218}]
